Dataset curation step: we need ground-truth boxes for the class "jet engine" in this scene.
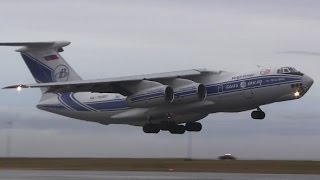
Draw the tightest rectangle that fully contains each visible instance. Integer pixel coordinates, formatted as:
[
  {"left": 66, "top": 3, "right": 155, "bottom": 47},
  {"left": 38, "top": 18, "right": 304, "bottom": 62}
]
[
  {"left": 173, "top": 83, "right": 207, "bottom": 103},
  {"left": 159, "top": 78, "right": 207, "bottom": 104},
  {"left": 127, "top": 85, "right": 174, "bottom": 107}
]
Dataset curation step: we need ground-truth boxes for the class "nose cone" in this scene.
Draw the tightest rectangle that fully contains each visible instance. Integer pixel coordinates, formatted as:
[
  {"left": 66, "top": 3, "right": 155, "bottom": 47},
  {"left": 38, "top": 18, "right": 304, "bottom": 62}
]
[{"left": 302, "top": 74, "right": 314, "bottom": 92}]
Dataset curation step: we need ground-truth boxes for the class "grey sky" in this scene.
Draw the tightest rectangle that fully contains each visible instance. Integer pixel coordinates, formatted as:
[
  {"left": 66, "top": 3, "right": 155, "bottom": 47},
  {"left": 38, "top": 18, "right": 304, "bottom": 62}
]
[{"left": 0, "top": 0, "right": 319, "bottom": 160}]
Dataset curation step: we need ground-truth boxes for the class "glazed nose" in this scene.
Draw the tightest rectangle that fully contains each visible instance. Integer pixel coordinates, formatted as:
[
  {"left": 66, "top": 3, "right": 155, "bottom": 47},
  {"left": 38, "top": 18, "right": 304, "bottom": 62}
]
[{"left": 302, "top": 75, "right": 314, "bottom": 90}]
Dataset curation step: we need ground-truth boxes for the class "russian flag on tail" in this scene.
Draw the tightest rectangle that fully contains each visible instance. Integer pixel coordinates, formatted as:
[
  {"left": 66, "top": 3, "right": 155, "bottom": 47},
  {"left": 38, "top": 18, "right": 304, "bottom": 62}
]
[{"left": 44, "top": 55, "right": 59, "bottom": 61}]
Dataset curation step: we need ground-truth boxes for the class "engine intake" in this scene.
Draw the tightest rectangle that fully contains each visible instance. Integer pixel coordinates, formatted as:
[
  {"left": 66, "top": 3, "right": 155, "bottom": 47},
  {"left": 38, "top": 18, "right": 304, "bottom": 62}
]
[
  {"left": 197, "top": 84, "right": 207, "bottom": 101},
  {"left": 164, "top": 86, "right": 174, "bottom": 102}
]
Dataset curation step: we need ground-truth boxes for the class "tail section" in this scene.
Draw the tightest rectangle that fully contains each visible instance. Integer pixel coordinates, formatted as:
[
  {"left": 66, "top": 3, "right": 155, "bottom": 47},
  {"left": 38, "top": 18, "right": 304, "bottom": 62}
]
[
  {"left": 0, "top": 41, "right": 82, "bottom": 83},
  {"left": 0, "top": 41, "right": 82, "bottom": 96}
]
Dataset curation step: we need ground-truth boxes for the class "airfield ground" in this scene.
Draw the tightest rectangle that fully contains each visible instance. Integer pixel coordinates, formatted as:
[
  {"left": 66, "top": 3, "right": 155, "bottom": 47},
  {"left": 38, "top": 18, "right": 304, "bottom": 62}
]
[{"left": 0, "top": 158, "right": 320, "bottom": 174}]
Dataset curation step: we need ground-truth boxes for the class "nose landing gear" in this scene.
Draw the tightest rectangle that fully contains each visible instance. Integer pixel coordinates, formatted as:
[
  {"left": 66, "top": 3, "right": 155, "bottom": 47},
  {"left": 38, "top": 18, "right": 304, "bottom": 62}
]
[{"left": 251, "top": 107, "right": 265, "bottom": 120}]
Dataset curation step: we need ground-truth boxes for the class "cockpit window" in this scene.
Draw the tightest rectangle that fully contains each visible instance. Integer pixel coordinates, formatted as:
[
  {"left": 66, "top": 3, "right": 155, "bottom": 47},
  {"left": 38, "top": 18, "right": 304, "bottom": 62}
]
[
  {"left": 277, "top": 67, "right": 304, "bottom": 76},
  {"left": 283, "top": 68, "right": 290, "bottom": 73}
]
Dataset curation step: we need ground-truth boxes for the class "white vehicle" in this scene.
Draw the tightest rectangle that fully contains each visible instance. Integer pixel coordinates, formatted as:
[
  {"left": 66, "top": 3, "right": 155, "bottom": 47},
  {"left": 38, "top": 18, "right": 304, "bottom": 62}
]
[{"left": 1, "top": 41, "right": 314, "bottom": 134}]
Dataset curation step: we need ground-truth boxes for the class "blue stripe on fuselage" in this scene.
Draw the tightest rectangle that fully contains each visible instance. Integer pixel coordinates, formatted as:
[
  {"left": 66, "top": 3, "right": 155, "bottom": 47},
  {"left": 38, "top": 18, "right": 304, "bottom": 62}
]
[
  {"left": 57, "top": 93, "right": 129, "bottom": 112},
  {"left": 70, "top": 93, "right": 97, "bottom": 111},
  {"left": 206, "top": 75, "right": 302, "bottom": 96},
  {"left": 60, "top": 93, "right": 89, "bottom": 111},
  {"left": 44, "top": 74, "right": 302, "bottom": 112},
  {"left": 85, "top": 100, "right": 129, "bottom": 111}
]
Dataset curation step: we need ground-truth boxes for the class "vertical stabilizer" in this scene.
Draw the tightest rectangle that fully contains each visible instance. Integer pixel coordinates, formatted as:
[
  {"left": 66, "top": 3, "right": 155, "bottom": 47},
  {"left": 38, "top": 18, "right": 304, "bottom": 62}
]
[{"left": 0, "top": 41, "right": 82, "bottom": 94}]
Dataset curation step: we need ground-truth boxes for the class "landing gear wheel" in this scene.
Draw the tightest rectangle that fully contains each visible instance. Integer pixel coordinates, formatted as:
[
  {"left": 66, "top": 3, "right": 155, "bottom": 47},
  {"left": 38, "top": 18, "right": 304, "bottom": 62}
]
[
  {"left": 251, "top": 110, "right": 265, "bottom": 120},
  {"left": 185, "top": 122, "right": 202, "bottom": 132},
  {"left": 143, "top": 124, "right": 160, "bottom": 133},
  {"left": 169, "top": 125, "right": 186, "bottom": 134},
  {"left": 159, "top": 121, "right": 172, "bottom": 131},
  {"left": 166, "top": 121, "right": 177, "bottom": 131}
]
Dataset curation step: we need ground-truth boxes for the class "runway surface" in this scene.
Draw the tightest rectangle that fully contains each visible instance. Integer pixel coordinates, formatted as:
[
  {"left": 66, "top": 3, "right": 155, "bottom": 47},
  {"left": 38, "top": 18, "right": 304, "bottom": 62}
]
[{"left": 0, "top": 170, "right": 319, "bottom": 180}]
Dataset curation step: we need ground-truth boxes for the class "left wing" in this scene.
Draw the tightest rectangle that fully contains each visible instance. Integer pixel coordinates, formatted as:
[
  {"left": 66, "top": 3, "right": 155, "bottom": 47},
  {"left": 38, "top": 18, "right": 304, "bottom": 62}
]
[{"left": 4, "top": 69, "right": 215, "bottom": 96}]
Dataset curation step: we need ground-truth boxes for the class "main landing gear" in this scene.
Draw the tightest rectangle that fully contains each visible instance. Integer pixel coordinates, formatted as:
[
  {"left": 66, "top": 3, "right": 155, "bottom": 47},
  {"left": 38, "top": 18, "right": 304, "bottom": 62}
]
[
  {"left": 143, "top": 124, "right": 160, "bottom": 134},
  {"left": 143, "top": 121, "right": 202, "bottom": 134},
  {"left": 251, "top": 107, "right": 265, "bottom": 120}
]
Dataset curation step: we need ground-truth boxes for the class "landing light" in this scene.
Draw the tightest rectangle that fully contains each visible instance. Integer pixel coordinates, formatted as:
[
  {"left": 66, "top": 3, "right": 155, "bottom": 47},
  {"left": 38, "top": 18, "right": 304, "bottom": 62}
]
[
  {"left": 17, "top": 86, "right": 22, "bottom": 92},
  {"left": 294, "top": 91, "right": 300, "bottom": 97}
]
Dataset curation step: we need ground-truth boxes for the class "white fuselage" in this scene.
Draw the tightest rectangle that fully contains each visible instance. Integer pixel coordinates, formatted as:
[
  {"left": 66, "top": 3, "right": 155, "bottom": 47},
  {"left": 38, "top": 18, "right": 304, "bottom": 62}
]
[{"left": 37, "top": 68, "right": 311, "bottom": 126}]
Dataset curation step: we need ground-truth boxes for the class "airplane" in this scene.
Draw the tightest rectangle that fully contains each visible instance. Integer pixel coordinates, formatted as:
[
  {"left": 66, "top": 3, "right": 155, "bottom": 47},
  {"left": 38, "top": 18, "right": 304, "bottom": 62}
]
[{"left": 0, "top": 41, "right": 314, "bottom": 134}]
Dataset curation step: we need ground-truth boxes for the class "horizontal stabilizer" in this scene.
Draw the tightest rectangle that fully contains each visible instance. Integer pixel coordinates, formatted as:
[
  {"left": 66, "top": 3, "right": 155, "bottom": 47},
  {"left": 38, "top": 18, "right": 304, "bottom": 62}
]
[{"left": 0, "top": 41, "right": 70, "bottom": 51}]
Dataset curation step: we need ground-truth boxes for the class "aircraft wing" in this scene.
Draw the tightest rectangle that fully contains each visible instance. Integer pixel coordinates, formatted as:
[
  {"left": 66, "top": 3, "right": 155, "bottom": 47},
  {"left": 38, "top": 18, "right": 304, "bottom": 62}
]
[{"left": 3, "top": 69, "right": 216, "bottom": 96}]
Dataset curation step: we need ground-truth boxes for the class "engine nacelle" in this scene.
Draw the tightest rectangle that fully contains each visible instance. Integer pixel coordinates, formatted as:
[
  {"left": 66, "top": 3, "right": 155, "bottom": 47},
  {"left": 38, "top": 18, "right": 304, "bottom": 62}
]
[
  {"left": 127, "top": 86, "right": 174, "bottom": 107},
  {"left": 174, "top": 83, "right": 207, "bottom": 104}
]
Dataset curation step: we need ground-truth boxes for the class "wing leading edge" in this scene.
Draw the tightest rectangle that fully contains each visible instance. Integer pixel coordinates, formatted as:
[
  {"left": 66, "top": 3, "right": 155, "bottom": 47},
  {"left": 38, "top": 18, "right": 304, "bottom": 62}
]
[{"left": 4, "top": 69, "right": 217, "bottom": 96}]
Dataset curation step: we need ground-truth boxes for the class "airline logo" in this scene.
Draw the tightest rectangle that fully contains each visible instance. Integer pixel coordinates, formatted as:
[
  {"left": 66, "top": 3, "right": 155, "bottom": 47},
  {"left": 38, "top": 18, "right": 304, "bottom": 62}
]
[
  {"left": 44, "top": 55, "right": 59, "bottom": 61},
  {"left": 54, "top": 65, "right": 69, "bottom": 82},
  {"left": 240, "top": 81, "right": 247, "bottom": 88}
]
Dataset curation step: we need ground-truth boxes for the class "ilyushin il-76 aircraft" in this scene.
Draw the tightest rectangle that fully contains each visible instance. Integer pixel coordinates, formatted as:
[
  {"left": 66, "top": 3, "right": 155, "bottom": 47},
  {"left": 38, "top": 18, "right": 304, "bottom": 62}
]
[{"left": 1, "top": 41, "right": 314, "bottom": 134}]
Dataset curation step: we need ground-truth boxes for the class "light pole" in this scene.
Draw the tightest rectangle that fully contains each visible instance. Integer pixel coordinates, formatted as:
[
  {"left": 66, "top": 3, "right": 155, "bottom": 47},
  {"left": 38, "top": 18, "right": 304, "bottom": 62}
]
[
  {"left": 6, "top": 121, "right": 13, "bottom": 158},
  {"left": 186, "top": 132, "right": 192, "bottom": 161}
]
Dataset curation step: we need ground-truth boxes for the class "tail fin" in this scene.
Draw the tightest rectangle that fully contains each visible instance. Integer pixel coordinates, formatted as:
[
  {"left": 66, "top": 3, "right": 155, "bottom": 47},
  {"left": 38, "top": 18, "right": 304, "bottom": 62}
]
[{"left": 0, "top": 41, "right": 82, "bottom": 83}]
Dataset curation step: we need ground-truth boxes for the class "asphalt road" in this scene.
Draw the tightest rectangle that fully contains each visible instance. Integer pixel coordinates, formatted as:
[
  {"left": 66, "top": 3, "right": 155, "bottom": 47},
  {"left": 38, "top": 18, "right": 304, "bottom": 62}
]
[{"left": 1, "top": 170, "right": 320, "bottom": 180}]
